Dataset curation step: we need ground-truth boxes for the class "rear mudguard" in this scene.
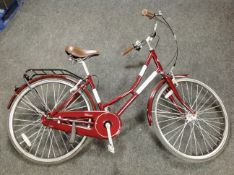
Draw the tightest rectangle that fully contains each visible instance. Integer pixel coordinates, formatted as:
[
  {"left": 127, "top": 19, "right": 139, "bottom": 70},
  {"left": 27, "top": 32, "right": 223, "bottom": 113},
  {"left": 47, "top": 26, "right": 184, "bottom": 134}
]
[
  {"left": 7, "top": 74, "right": 97, "bottom": 110},
  {"left": 147, "top": 74, "right": 189, "bottom": 126}
]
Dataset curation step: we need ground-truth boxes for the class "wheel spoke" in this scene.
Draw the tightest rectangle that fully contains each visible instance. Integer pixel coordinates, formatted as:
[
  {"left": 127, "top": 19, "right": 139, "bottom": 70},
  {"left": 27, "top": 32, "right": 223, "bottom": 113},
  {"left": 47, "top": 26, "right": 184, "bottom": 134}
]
[
  {"left": 174, "top": 121, "right": 189, "bottom": 149},
  {"left": 158, "top": 102, "right": 180, "bottom": 113},
  {"left": 16, "top": 122, "right": 41, "bottom": 139},
  {"left": 155, "top": 109, "right": 184, "bottom": 115},
  {"left": 184, "top": 123, "right": 194, "bottom": 153},
  {"left": 16, "top": 105, "right": 38, "bottom": 114},
  {"left": 56, "top": 85, "right": 67, "bottom": 104},
  {"left": 186, "top": 82, "right": 191, "bottom": 106},
  {"left": 167, "top": 124, "right": 185, "bottom": 142},
  {"left": 198, "top": 118, "right": 224, "bottom": 134},
  {"left": 35, "top": 126, "right": 46, "bottom": 156},
  {"left": 65, "top": 98, "right": 84, "bottom": 111},
  {"left": 161, "top": 118, "right": 184, "bottom": 130},
  {"left": 190, "top": 82, "right": 193, "bottom": 106},
  {"left": 40, "top": 84, "right": 50, "bottom": 111},
  {"left": 66, "top": 105, "right": 87, "bottom": 111},
  {"left": 195, "top": 122, "right": 212, "bottom": 153},
  {"left": 199, "top": 118, "right": 224, "bottom": 125},
  {"left": 192, "top": 124, "right": 200, "bottom": 155},
  {"left": 199, "top": 111, "right": 223, "bottom": 115},
  {"left": 65, "top": 96, "right": 82, "bottom": 110},
  {"left": 53, "top": 83, "right": 57, "bottom": 107},
  {"left": 48, "top": 130, "right": 54, "bottom": 158},
  {"left": 15, "top": 119, "right": 40, "bottom": 133},
  {"left": 197, "top": 94, "right": 213, "bottom": 112},
  {"left": 14, "top": 118, "right": 38, "bottom": 122},
  {"left": 59, "top": 130, "right": 69, "bottom": 153},
  {"left": 53, "top": 131, "right": 63, "bottom": 155},
  {"left": 160, "top": 97, "right": 186, "bottom": 111},
  {"left": 29, "top": 125, "right": 43, "bottom": 152},
  {"left": 157, "top": 114, "right": 184, "bottom": 119},
  {"left": 15, "top": 112, "right": 40, "bottom": 116},
  {"left": 198, "top": 105, "right": 221, "bottom": 114},
  {"left": 52, "top": 89, "right": 70, "bottom": 111},
  {"left": 158, "top": 116, "right": 184, "bottom": 123},
  {"left": 29, "top": 88, "right": 49, "bottom": 112},
  {"left": 19, "top": 128, "right": 41, "bottom": 144},
  {"left": 191, "top": 85, "right": 203, "bottom": 109},
  {"left": 23, "top": 96, "right": 45, "bottom": 115},
  {"left": 196, "top": 89, "right": 209, "bottom": 111},
  {"left": 196, "top": 122, "right": 219, "bottom": 146},
  {"left": 41, "top": 128, "right": 52, "bottom": 158},
  {"left": 45, "top": 83, "right": 50, "bottom": 110},
  {"left": 163, "top": 122, "right": 185, "bottom": 136}
]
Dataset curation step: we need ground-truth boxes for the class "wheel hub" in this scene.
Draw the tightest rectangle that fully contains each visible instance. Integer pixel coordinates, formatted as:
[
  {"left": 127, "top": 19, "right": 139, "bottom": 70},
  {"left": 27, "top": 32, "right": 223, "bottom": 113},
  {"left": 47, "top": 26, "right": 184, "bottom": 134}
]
[{"left": 185, "top": 112, "right": 197, "bottom": 122}]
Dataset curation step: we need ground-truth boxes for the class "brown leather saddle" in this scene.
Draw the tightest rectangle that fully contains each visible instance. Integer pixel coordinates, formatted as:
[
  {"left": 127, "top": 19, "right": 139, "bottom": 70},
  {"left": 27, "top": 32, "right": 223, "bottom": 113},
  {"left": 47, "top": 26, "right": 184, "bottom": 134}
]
[{"left": 65, "top": 46, "right": 100, "bottom": 59}]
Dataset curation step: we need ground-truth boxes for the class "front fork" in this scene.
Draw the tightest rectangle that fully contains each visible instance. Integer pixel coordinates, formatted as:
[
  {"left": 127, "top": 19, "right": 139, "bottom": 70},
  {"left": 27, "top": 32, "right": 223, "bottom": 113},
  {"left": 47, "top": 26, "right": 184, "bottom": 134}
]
[{"left": 164, "top": 74, "right": 194, "bottom": 114}]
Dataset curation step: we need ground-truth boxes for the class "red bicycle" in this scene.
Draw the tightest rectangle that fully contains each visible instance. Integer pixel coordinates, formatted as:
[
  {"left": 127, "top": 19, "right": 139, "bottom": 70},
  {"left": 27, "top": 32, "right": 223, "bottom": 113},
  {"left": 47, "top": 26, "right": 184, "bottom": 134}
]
[{"left": 7, "top": 9, "right": 230, "bottom": 164}]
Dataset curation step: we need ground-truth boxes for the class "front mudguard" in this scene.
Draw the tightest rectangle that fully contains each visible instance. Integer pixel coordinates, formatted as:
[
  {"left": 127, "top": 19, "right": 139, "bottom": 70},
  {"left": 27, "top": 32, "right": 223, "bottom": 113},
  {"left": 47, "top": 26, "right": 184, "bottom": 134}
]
[
  {"left": 147, "top": 74, "right": 189, "bottom": 126},
  {"left": 7, "top": 74, "right": 97, "bottom": 110}
]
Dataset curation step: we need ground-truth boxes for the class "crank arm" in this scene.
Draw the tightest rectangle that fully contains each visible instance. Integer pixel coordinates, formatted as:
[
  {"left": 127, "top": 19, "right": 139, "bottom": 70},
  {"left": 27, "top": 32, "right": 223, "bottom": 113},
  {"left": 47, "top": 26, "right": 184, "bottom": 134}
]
[{"left": 105, "top": 122, "right": 115, "bottom": 154}]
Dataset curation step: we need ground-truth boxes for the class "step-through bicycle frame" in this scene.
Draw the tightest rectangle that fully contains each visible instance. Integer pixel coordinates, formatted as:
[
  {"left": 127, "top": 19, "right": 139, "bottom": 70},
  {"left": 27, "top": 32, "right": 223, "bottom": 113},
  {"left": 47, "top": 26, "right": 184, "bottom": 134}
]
[{"left": 50, "top": 49, "right": 194, "bottom": 120}]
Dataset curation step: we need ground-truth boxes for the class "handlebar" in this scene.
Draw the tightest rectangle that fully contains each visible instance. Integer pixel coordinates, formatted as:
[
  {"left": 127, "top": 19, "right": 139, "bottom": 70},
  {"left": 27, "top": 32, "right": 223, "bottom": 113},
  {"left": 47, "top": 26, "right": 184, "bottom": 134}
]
[
  {"left": 121, "top": 9, "right": 178, "bottom": 69},
  {"left": 122, "top": 45, "right": 134, "bottom": 56},
  {"left": 122, "top": 9, "right": 159, "bottom": 56},
  {"left": 142, "top": 9, "right": 155, "bottom": 19}
]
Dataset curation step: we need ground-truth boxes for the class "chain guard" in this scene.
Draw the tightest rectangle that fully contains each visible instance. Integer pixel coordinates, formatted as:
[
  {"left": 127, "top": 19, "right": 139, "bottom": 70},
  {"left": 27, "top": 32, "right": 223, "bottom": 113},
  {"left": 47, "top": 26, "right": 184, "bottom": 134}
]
[
  {"left": 42, "top": 111, "right": 121, "bottom": 139},
  {"left": 95, "top": 112, "right": 121, "bottom": 138}
]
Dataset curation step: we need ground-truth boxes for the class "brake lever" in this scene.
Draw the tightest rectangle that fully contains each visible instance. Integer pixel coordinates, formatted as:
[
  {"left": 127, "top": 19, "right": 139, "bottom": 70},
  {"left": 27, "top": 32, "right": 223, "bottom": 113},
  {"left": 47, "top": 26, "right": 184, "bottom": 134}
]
[
  {"left": 134, "top": 40, "right": 142, "bottom": 51},
  {"left": 135, "top": 39, "right": 147, "bottom": 50}
]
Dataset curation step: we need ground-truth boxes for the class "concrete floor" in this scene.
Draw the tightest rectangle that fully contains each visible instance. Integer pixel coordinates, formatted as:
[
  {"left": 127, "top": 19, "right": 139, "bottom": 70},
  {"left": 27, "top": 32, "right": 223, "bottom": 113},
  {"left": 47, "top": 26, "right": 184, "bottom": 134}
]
[{"left": 0, "top": 0, "right": 234, "bottom": 174}]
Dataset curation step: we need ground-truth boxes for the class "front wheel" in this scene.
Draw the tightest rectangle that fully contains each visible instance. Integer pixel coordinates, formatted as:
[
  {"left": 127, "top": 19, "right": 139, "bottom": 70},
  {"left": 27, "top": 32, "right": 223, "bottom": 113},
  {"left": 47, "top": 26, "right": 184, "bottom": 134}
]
[
  {"left": 8, "top": 78, "right": 93, "bottom": 164},
  {"left": 153, "top": 78, "right": 230, "bottom": 162}
]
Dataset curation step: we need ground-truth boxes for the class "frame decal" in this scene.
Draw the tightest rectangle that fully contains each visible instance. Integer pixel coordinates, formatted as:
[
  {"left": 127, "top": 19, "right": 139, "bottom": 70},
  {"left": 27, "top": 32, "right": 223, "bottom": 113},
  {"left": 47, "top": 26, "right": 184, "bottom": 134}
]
[{"left": 136, "top": 71, "right": 158, "bottom": 94}]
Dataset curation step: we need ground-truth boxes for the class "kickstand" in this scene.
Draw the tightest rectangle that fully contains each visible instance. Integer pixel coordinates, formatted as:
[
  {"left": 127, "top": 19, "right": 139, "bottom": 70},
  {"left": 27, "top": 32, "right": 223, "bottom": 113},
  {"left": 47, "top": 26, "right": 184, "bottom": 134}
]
[
  {"left": 69, "top": 122, "right": 76, "bottom": 144},
  {"left": 105, "top": 122, "right": 115, "bottom": 154}
]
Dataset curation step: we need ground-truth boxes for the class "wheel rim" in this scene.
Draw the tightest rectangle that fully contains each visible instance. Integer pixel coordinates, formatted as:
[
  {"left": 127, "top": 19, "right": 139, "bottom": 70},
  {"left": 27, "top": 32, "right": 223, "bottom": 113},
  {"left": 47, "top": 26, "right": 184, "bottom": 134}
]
[
  {"left": 9, "top": 79, "right": 91, "bottom": 163},
  {"left": 154, "top": 78, "right": 229, "bottom": 160}
]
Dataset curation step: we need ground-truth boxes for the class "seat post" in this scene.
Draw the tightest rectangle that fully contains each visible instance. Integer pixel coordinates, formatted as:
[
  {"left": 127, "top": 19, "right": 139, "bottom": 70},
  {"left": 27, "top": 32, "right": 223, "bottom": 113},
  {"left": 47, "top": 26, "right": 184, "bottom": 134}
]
[{"left": 80, "top": 60, "right": 90, "bottom": 76}]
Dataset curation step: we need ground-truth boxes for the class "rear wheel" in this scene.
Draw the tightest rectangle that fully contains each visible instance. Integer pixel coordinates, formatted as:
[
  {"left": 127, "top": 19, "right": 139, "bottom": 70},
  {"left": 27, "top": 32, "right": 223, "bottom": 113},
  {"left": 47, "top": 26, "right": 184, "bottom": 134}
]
[
  {"left": 9, "top": 78, "right": 93, "bottom": 164},
  {"left": 153, "top": 78, "right": 230, "bottom": 162}
]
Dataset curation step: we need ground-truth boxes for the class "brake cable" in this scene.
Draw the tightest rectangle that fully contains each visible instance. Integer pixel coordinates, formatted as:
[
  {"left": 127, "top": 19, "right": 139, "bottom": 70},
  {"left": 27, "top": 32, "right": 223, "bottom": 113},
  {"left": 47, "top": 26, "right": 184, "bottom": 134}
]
[{"left": 155, "top": 14, "right": 179, "bottom": 72}]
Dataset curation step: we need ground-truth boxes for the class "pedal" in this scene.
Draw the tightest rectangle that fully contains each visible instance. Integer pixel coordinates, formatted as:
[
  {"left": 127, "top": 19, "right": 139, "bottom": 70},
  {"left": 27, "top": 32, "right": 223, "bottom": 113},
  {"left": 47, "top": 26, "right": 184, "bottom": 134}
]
[
  {"left": 105, "top": 122, "right": 115, "bottom": 154},
  {"left": 69, "top": 122, "right": 76, "bottom": 144},
  {"left": 108, "top": 144, "right": 115, "bottom": 153}
]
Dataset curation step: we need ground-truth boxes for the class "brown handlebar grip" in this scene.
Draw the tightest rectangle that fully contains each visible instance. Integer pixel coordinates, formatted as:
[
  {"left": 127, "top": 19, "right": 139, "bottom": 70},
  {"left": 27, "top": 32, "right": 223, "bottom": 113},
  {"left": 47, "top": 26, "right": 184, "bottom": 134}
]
[
  {"left": 142, "top": 9, "right": 155, "bottom": 19},
  {"left": 122, "top": 45, "right": 134, "bottom": 56}
]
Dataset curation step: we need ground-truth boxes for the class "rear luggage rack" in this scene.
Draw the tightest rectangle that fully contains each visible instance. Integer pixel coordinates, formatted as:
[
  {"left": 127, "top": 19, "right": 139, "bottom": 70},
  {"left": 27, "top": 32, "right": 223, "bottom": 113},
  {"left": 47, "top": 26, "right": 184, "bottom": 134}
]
[{"left": 23, "top": 69, "right": 84, "bottom": 81}]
